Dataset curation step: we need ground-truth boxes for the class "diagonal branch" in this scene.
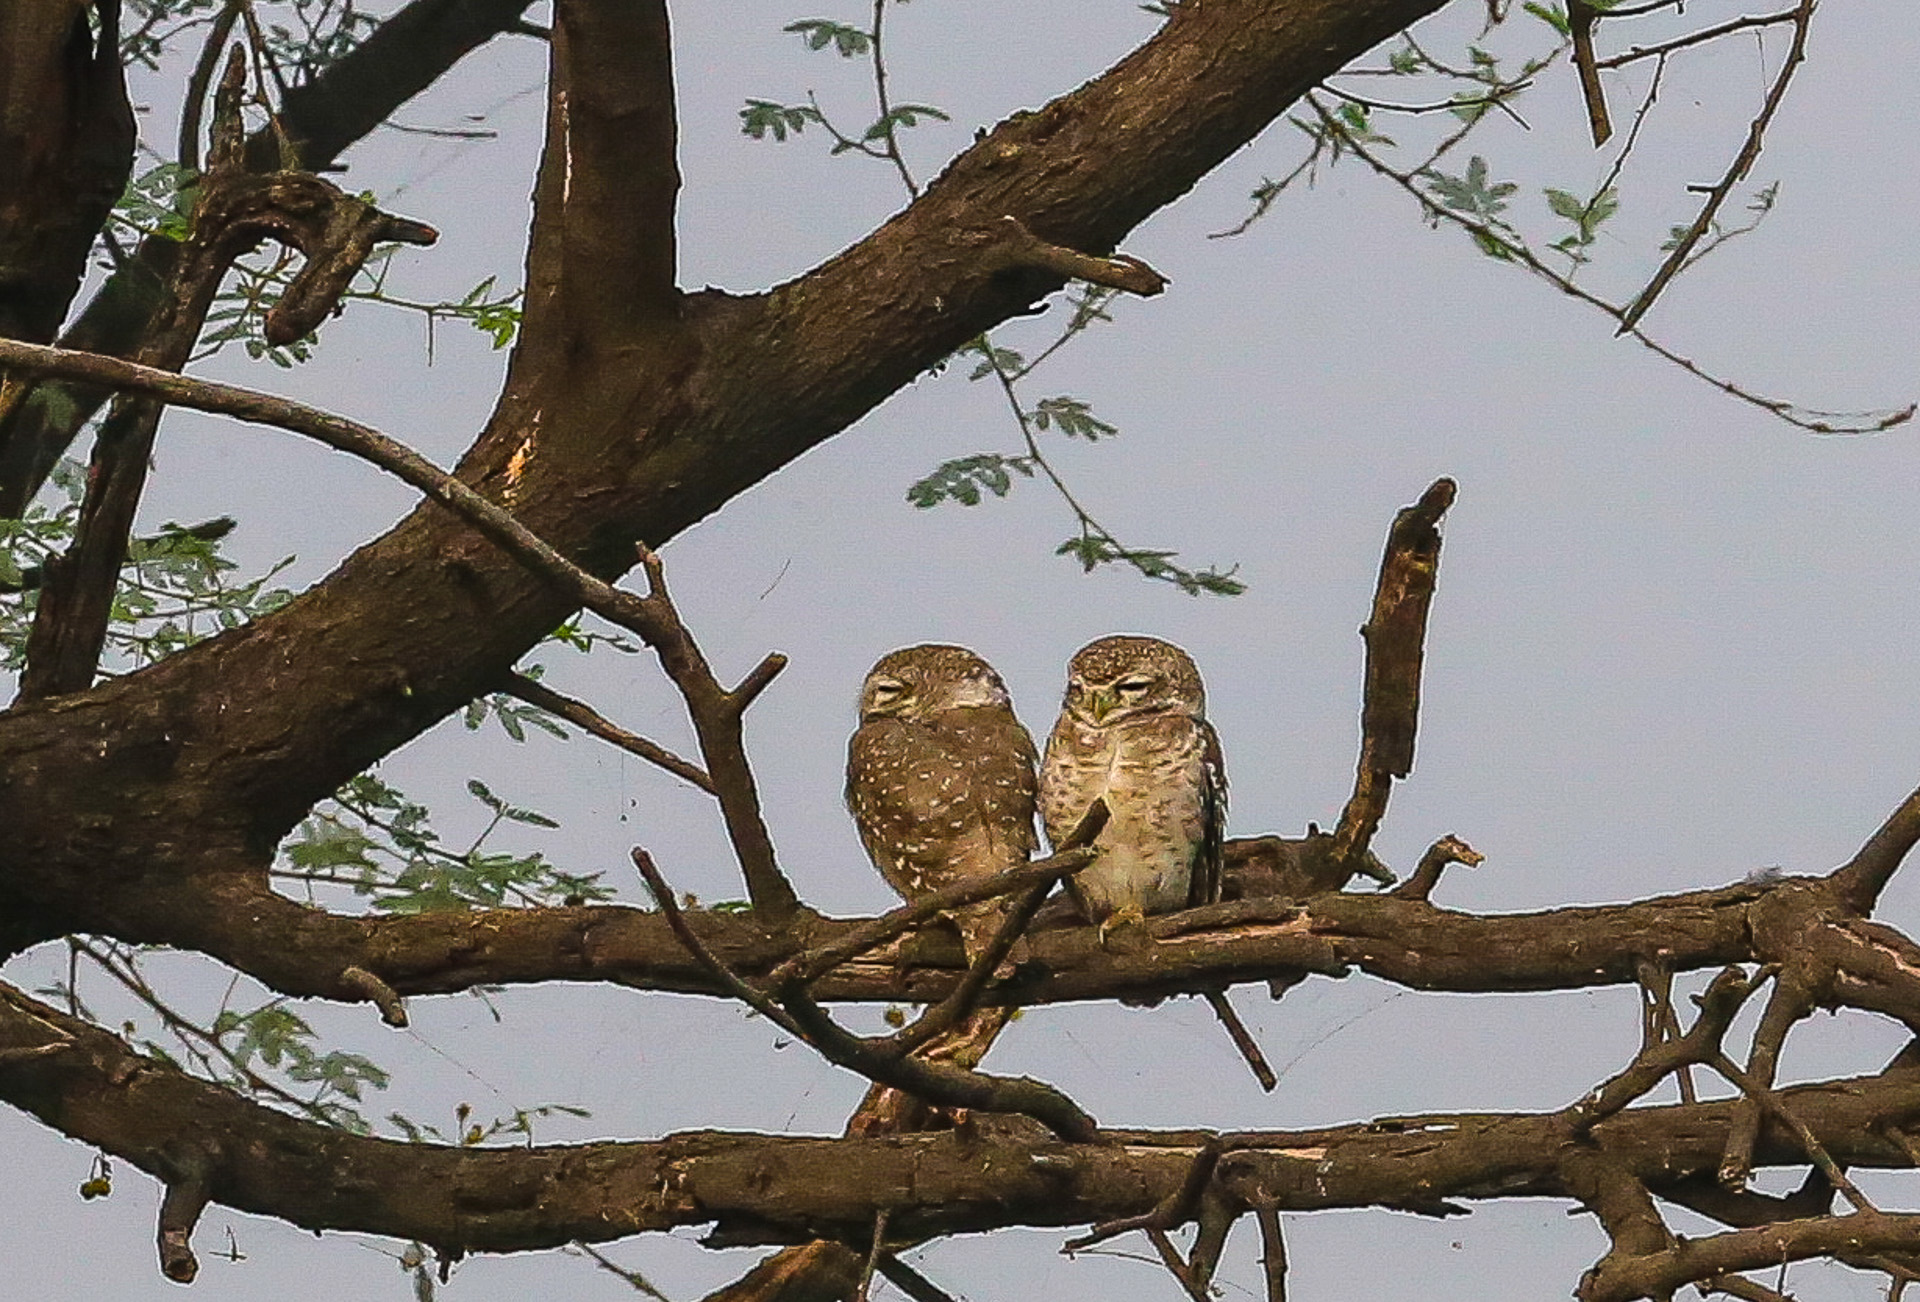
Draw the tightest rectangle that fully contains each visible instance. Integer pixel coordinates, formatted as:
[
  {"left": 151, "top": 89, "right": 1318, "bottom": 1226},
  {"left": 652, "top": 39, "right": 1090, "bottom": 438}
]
[
  {"left": 631, "top": 849, "right": 1098, "bottom": 1142},
  {"left": 15, "top": 50, "right": 436, "bottom": 701},
  {"left": 1829, "top": 780, "right": 1920, "bottom": 913},
  {"left": 499, "top": 671, "right": 714, "bottom": 794},
  {"left": 0, "top": 0, "right": 540, "bottom": 516},
  {"left": 1616, "top": 0, "right": 1815, "bottom": 331}
]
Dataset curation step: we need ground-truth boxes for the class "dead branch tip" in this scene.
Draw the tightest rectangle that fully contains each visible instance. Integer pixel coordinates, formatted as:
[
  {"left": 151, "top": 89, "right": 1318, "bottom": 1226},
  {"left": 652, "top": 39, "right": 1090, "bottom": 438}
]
[{"left": 339, "top": 965, "right": 408, "bottom": 1027}]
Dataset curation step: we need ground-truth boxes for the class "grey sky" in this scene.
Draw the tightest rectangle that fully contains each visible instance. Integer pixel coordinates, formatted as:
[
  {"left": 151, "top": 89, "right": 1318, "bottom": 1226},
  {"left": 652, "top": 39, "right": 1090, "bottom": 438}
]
[{"left": 5, "top": 2, "right": 1919, "bottom": 1298}]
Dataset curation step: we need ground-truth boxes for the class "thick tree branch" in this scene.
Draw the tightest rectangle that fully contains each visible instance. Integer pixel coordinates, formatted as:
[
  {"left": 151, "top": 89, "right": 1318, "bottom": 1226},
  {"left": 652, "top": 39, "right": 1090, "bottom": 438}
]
[
  {"left": 0, "top": 0, "right": 1468, "bottom": 911},
  {"left": 11, "top": 976, "right": 1920, "bottom": 1266},
  {"left": 547, "top": 0, "right": 680, "bottom": 336},
  {"left": 57, "top": 854, "right": 1813, "bottom": 1019},
  {"left": 0, "top": 0, "right": 133, "bottom": 346}
]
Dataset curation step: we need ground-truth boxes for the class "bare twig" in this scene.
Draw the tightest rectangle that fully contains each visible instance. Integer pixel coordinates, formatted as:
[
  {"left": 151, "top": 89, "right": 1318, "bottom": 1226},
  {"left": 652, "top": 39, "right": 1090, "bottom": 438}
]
[
  {"left": 1562, "top": 967, "right": 1757, "bottom": 1135},
  {"left": 769, "top": 847, "right": 1095, "bottom": 990},
  {"left": 500, "top": 671, "right": 715, "bottom": 794},
  {"left": 622, "top": 547, "right": 797, "bottom": 919},
  {"left": 1568, "top": 1, "right": 1613, "bottom": 145},
  {"left": 157, "top": 1154, "right": 212, "bottom": 1282},
  {"left": 1389, "top": 834, "right": 1484, "bottom": 902},
  {"left": 1305, "top": 95, "right": 1914, "bottom": 435},
  {"left": 1718, "top": 975, "right": 1812, "bottom": 1189},
  {"left": 1203, "top": 990, "right": 1277, "bottom": 1091},
  {"left": 873, "top": 1253, "right": 961, "bottom": 1302},
  {"left": 1710, "top": 1048, "right": 1875, "bottom": 1213},
  {"left": 854, "top": 1208, "right": 888, "bottom": 1302},
  {"left": 1253, "top": 1199, "right": 1288, "bottom": 1302},
  {"left": 1595, "top": 8, "right": 1803, "bottom": 70},
  {"left": 1064, "top": 1140, "right": 1224, "bottom": 1251},
  {"left": 1617, "top": 0, "right": 1814, "bottom": 331}
]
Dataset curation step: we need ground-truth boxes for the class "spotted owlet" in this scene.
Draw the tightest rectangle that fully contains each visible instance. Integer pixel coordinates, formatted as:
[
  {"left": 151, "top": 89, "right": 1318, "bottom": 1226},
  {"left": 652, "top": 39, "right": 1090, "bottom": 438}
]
[
  {"left": 1039, "top": 635, "right": 1226, "bottom": 931},
  {"left": 845, "top": 644, "right": 1039, "bottom": 963}
]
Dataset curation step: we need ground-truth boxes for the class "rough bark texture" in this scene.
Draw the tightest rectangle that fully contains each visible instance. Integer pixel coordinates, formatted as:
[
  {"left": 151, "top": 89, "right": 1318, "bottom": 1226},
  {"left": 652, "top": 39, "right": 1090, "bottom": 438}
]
[{"left": 6, "top": 1, "right": 1920, "bottom": 1299}]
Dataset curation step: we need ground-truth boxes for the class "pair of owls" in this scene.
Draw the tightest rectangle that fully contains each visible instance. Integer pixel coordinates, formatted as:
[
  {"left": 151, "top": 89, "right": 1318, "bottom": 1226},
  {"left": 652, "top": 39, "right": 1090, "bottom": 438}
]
[{"left": 845, "top": 637, "right": 1225, "bottom": 957}]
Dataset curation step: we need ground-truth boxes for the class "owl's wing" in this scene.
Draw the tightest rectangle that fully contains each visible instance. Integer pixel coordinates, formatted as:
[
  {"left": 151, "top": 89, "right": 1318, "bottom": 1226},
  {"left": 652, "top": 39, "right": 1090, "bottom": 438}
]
[{"left": 1187, "top": 717, "right": 1227, "bottom": 909}]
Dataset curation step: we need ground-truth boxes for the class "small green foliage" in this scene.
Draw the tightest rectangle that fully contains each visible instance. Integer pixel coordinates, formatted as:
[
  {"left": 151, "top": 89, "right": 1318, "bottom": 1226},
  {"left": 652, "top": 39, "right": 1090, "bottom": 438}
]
[
  {"left": 1055, "top": 535, "right": 1246, "bottom": 596},
  {"left": 785, "top": 18, "right": 872, "bottom": 57},
  {"left": 858, "top": 103, "right": 949, "bottom": 146},
  {"left": 1523, "top": 1, "right": 1571, "bottom": 36},
  {"left": 450, "top": 276, "right": 523, "bottom": 349},
  {"left": 388, "top": 1101, "right": 592, "bottom": 1148},
  {"left": 961, "top": 339, "right": 1026, "bottom": 380},
  {"left": 281, "top": 774, "right": 613, "bottom": 914},
  {"left": 466, "top": 778, "right": 562, "bottom": 830},
  {"left": 741, "top": 99, "right": 824, "bottom": 141},
  {"left": 1423, "top": 156, "right": 1519, "bottom": 221},
  {"left": 463, "top": 691, "right": 567, "bottom": 742},
  {"left": 0, "top": 465, "right": 295, "bottom": 675},
  {"left": 1545, "top": 184, "right": 1619, "bottom": 264},
  {"left": 543, "top": 617, "right": 640, "bottom": 656},
  {"left": 112, "top": 162, "right": 197, "bottom": 243},
  {"left": 907, "top": 453, "right": 1036, "bottom": 508},
  {"left": 1331, "top": 102, "right": 1395, "bottom": 149},
  {"left": 1031, "top": 396, "right": 1117, "bottom": 441}
]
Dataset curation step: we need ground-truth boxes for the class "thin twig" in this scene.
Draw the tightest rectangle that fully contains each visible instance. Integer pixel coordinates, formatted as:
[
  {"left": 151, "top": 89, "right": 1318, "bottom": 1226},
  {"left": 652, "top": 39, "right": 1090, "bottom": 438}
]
[
  {"left": 500, "top": 672, "right": 714, "bottom": 794},
  {"left": 1595, "top": 8, "right": 1803, "bottom": 69},
  {"left": 769, "top": 846, "right": 1095, "bottom": 989},
  {"left": 1617, "top": 0, "right": 1814, "bottom": 331}
]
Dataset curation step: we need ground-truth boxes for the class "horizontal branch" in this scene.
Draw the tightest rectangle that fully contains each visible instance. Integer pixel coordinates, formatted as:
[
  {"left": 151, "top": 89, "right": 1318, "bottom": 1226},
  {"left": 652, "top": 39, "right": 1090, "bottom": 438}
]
[
  {"left": 8, "top": 978, "right": 1920, "bottom": 1261},
  {"left": 124, "top": 850, "right": 1797, "bottom": 1016}
]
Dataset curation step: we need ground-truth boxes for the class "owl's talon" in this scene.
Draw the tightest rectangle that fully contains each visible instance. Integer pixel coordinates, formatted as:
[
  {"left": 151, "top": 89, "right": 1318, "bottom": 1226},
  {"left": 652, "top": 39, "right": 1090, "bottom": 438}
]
[{"left": 1096, "top": 904, "right": 1150, "bottom": 954}]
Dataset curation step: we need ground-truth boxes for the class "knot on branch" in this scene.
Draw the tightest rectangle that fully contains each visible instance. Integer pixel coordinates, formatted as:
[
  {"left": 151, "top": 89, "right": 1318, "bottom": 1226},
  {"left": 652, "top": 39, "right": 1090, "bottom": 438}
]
[{"left": 977, "top": 217, "right": 1168, "bottom": 297}]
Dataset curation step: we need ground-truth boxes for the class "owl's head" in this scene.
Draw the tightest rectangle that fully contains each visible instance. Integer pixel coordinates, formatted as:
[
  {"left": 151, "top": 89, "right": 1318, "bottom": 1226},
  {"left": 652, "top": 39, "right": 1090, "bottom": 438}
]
[
  {"left": 858, "top": 644, "right": 1013, "bottom": 722},
  {"left": 1061, "top": 634, "right": 1206, "bottom": 726}
]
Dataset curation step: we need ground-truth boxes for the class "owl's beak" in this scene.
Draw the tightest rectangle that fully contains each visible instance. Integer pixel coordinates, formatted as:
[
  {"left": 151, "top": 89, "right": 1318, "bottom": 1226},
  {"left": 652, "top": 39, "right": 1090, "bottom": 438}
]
[{"left": 1087, "top": 688, "right": 1117, "bottom": 724}]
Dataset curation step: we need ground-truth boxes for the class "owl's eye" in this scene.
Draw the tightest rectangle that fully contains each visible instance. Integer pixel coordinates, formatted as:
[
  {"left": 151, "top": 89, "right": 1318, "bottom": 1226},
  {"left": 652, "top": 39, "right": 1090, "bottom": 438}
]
[
  {"left": 1115, "top": 674, "right": 1154, "bottom": 699},
  {"left": 870, "top": 678, "right": 909, "bottom": 706}
]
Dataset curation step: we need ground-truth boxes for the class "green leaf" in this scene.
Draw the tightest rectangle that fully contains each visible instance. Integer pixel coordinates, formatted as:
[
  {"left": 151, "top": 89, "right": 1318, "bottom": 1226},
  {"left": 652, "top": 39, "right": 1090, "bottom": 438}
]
[
  {"left": 907, "top": 454, "right": 1035, "bottom": 508},
  {"left": 1422, "top": 156, "right": 1518, "bottom": 220},
  {"left": 1523, "top": 2, "right": 1571, "bottom": 36},
  {"left": 740, "top": 100, "right": 823, "bottom": 142},
  {"left": 784, "top": 18, "right": 871, "bottom": 57},
  {"left": 1031, "top": 396, "right": 1118, "bottom": 441}
]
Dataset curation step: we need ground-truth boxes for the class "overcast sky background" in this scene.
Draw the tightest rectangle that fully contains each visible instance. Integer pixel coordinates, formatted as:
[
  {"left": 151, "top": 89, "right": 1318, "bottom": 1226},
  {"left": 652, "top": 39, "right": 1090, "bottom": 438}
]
[{"left": 5, "top": 2, "right": 1920, "bottom": 1298}]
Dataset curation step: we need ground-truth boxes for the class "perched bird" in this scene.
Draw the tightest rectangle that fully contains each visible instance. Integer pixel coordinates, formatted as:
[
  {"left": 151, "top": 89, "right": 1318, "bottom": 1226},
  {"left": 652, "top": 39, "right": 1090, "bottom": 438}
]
[
  {"left": 1039, "top": 635, "right": 1226, "bottom": 932},
  {"left": 845, "top": 644, "right": 1039, "bottom": 967},
  {"left": 844, "top": 644, "right": 1039, "bottom": 1131}
]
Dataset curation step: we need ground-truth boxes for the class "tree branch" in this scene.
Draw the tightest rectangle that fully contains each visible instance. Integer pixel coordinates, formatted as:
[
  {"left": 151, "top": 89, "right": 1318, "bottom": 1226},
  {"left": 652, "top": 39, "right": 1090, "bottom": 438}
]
[
  {"left": 14, "top": 973, "right": 1920, "bottom": 1265},
  {"left": 1329, "top": 477, "right": 1455, "bottom": 871},
  {"left": 547, "top": 0, "right": 680, "bottom": 336},
  {"left": 0, "top": 0, "right": 539, "bottom": 515}
]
